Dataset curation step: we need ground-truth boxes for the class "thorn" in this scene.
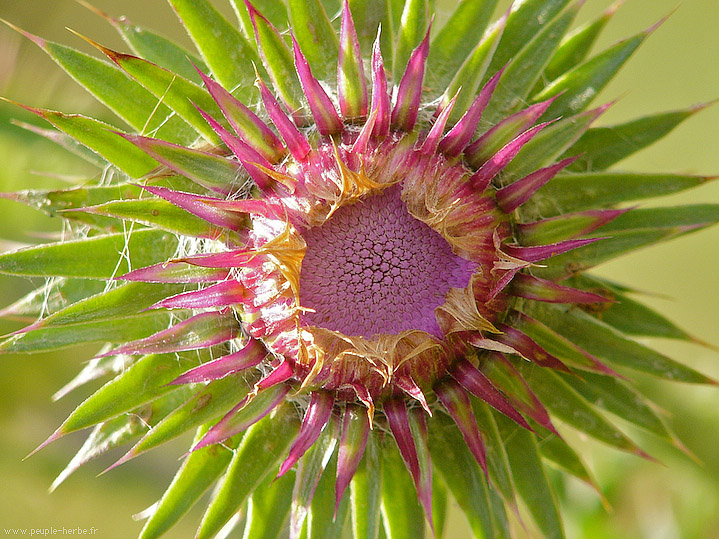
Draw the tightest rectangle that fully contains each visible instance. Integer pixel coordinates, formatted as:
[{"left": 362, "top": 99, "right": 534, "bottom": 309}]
[
  {"left": 24, "top": 429, "right": 63, "bottom": 460},
  {"left": 0, "top": 18, "right": 46, "bottom": 47}
]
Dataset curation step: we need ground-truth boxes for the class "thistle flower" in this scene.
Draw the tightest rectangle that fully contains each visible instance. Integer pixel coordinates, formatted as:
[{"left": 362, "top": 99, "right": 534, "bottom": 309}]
[{"left": 1, "top": 0, "right": 718, "bottom": 537}]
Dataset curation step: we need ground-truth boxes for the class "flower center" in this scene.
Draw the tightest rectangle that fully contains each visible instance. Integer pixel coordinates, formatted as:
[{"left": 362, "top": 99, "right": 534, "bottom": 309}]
[{"left": 299, "top": 184, "right": 476, "bottom": 339}]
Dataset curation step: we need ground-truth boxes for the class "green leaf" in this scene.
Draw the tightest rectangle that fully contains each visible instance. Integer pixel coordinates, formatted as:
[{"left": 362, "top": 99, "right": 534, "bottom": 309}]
[
  {"left": 524, "top": 172, "right": 712, "bottom": 218},
  {"left": 563, "top": 104, "right": 712, "bottom": 172},
  {"left": 495, "top": 413, "right": 565, "bottom": 539},
  {"left": 543, "top": 1, "right": 619, "bottom": 83},
  {"left": 482, "top": 2, "right": 579, "bottom": 126},
  {"left": 568, "top": 274, "right": 696, "bottom": 341},
  {"left": 287, "top": 0, "right": 340, "bottom": 81},
  {"left": 347, "top": 0, "right": 388, "bottom": 52},
  {"left": 515, "top": 361, "right": 648, "bottom": 457},
  {"left": 27, "top": 282, "right": 185, "bottom": 328},
  {"left": 242, "top": 470, "right": 295, "bottom": 539},
  {"left": 431, "top": 475, "right": 448, "bottom": 539},
  {"left": 380, "top": 442, "right": 425, "bottom": 539},
  {"left": 0, "top": 229, "right": 179, "bottom": 279},
  {"left": 101, "top": 11, "right": 208, "bottom": 84},
  {"left": 231, "top": 0, "right": 289, "bottom": 38},
  {"left": 534, "top": 228, "right": 683, "bottom": 281},
  {"left": 124, "top": 373, "right": 252, "bottom": 461},
  {"left": 426, "top": 0, "right": 498, "bottom": 96},
  {"left": 392, "top": 0, "right": 428, "bottom": 82},
  {"left": 139, "top": 426, "right": 242, "bottom": 539},
  {"left": 0, "top": 311, "right": 173, "bottom": 353},
  {"left": 0, "top": 277, "right": 105, "bottom": 322},
  {"left": 54, "top": 353, "right": 196, "bottom": 436},
  {"left": 598, "top": 205, "right": 719, "bottom": 233},
  {"left": 78, "top": 198, "right": 222, "bottom": 237},
  {"left": 521, "top": 301, "right": 716, "bottom": 384},
  {"left": 306, "top": 436, "right": 350, "bottom": 539},
  {"left": 196, "top": 404, "right": 300, "bottom": 539},
  {"left": 429, "top": 415, "right": 507, "bottom": 539},
  {"left": 11, "top": 107, "right": 158, "bottom": 178},
  {"left": 560, "top": 370, "right": 675, "bottom": 441},
  {"left": 8, "top": 25, "right": 193, "bottom": 143},
  {"left": 444, "top": 11, "right": 505, "bottom": 123},
  {"left": 500, "top": 107, "right": 604, "bottom": 184},
  {"left": 485, "top": 0, "right": 571, "bottom": 83},
  {"left": 168, "top": 0, "right": 261, "bottom": 97},
  {"left": 534, "top": 29, "right": 650, "bottom": 120},
  {"left": 350, "top": 431, "right": 383, "bottom": 539}
]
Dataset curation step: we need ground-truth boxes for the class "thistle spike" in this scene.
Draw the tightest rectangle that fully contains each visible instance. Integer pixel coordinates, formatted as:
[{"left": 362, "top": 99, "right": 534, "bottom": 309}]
[
  {"left": 503, "top": 236, "right": 605, "bottom": 263},
  {"left": 435, "top": 379, "right": 488, "bottom": 474},
  {"left": 351, "top": 106, "right": 378, "bottom": 155},
  {"left": 370, "top": 30, "right": 391, "bottom": 138},
  {"left": 468, "top": 121, "right": 555, "bottom": 190},
  {"left": 257, "top": 75, "right": 311, "bottom": 160},
  {"left": 338, "top": 0, "right": 368, "bottom": 120},
  {"left": 195, "top": 67, "right": 285, "bottom": 162},
  {"left": 509, "top": 273, "right": 613, "bottom": 304},
  {"left": 150, "top": 280, "right": 247, "bottom": 310},
  {"left": 391, "top": 24, "right": 431, "bottom": 131},
  {"left": 98, "top": 312, "right": 239, "bottom": 357},
  {"left": 119, "top": 263, "right": 229, "bottom": 283},
  {"left": 138, "top": 184, "right": 242, "bottom": 230},
  {"left": 195, "top": 106, "right": 274, "bottom": 191},
  {"left": 169, "top": 340, "right": 266, "bottom": 385},
  {"left": 465, "top": 96, "right": 560, "bottom": 166},
  {"left": 438, "top": 67, "right": 506, "bottom": 157},
  {"left": 335, "top": 404, "right": 370, "bottom": 514},
  {"left": 516, "top": 208, "right": 630, "bottom": 245},
  {"left": 255, "top": 360, "right": 294, "bottom": 391},
  {"left": 494, "top": 324, "right": 572, "bottom": 373},
  {"left": 395, "top": 375, "right": 432, "bottom": 415},
  {"left": 192, "top": 384, "right": 291, "bottom": 451},
  {"left": 418, "top": 91, "right": 458, "bottom": 155},
  {"left": 278, "top": 391, "right": 335, "bottom": 477},
  {"left": 496, "top": 156, "right": 581, "bottom": 213},
  {"left": 291, "top": 35, "right": 343, "bottom": 136},
  {"left": 451, "top": 359, "right": 532, "bottom": 431}
]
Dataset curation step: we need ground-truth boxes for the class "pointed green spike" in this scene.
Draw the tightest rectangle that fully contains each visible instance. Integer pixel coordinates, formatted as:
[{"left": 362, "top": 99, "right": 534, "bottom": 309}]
[
  {"left": 350, "top": 431, "right": 383, "bottom": 539},
  {"left": 426, "top": 0, "right": 498, "bottom": 97},
  {"left": 121, "top": 135, "right": 244, "bottom": 195},
  {"left": 380, "top": 442, "right": 426, "bottom": 539},
  {"left": 516, "top": 361, "right": 651, "bottom": 458},
  {"left": 0, "top": 229, "right": 179, "bottom": 279},
  {"left": 2, "top": 103, "right": 158, "bottom": 178},
  {"left": 1, "top": 21, "right": 194, "bottom": 143},
  {"left": 139, "top": 426, "right": 242, "bottom": 539},
  {"left": 598, "top": 205, "right": 719, "bottom": 233},
  {"left": 25, "top": 282, "right": 185, "bottom": 329},
  {"left": 501, "top": 106, "right": 607, "bottom": 184},
  {"left": 524, "top": 172, "right": 714, "bottom": 219},
  {"left": 534, "top": 27, "right": 653, "bottom": 120},
  {"left": 522, "top": 301, "right": 717, "bottom": 384},
  {"left": 48, "top": 353, "right": 196, "bottom": 437},
  {"left": 561, "top": 371, "right": 675, "bottom": 442},
  {"left": 431, "top": 475, "right": 448, "bottom": 539},
  {"left": 428, "top": 415, "right": 507, "bottom": 539},
  {"left": 484, "top": 0, "right": 572, "bottom": 84},
  {"left": 167, "top": 0, "right": 261, "bottom": 98},
  {"left": 83, "top": 4, "right": 209, "bottom": 84},
  {"left": 539, "top": 435, "right": 599, "bottom": 489},
  {"left": 196, "top": 404, "right": 300, "bottom": 539},
  {"left": 287, "top": 0, "right": 340, "bottom": 81},
  {"left": 0, "top": 278, "right": 104, "bottom": 323},
  {"left": 77, "top": 198, "right": 223, "bottom": 238},
  {"left": 90, "top": 44, "right": 225, "bottom": 145},
  {"left": 392, "top": 0, "right": 429, "bottom": 83},
  {"left": 482, "top": 1, "right": 580, "bottom": 126},
  {"left": 444, "top": 11, "right": 506, "bottom": 122},
  {"left": 230, "top": 0, "right": 290, "bottom": 39},
  {"left": 543, "top": 0, "right": 622, "bottom": 83},
  {"left": 495, "top": 412, "right": 566, "bottom": 539},
  {"left": 122, "top": 374, "right": 252, "bottom": 465},
  {"left": 348, "top": 0, "right": 389, "bottom": 53},
  {"left": 535, "top": 228, "right": 690, "bottom": 281},
  {"left": 242, "top": 470, "right": 295, "bottom": 539},
  {"left": 564, "top": 102, "right": 716, "bottom": 171}
]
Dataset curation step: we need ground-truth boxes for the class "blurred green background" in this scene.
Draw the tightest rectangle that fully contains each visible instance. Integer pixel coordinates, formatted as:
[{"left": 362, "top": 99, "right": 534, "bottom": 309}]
[{"left": 1, "top": 0, "right": 718, "bottom": 537}]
